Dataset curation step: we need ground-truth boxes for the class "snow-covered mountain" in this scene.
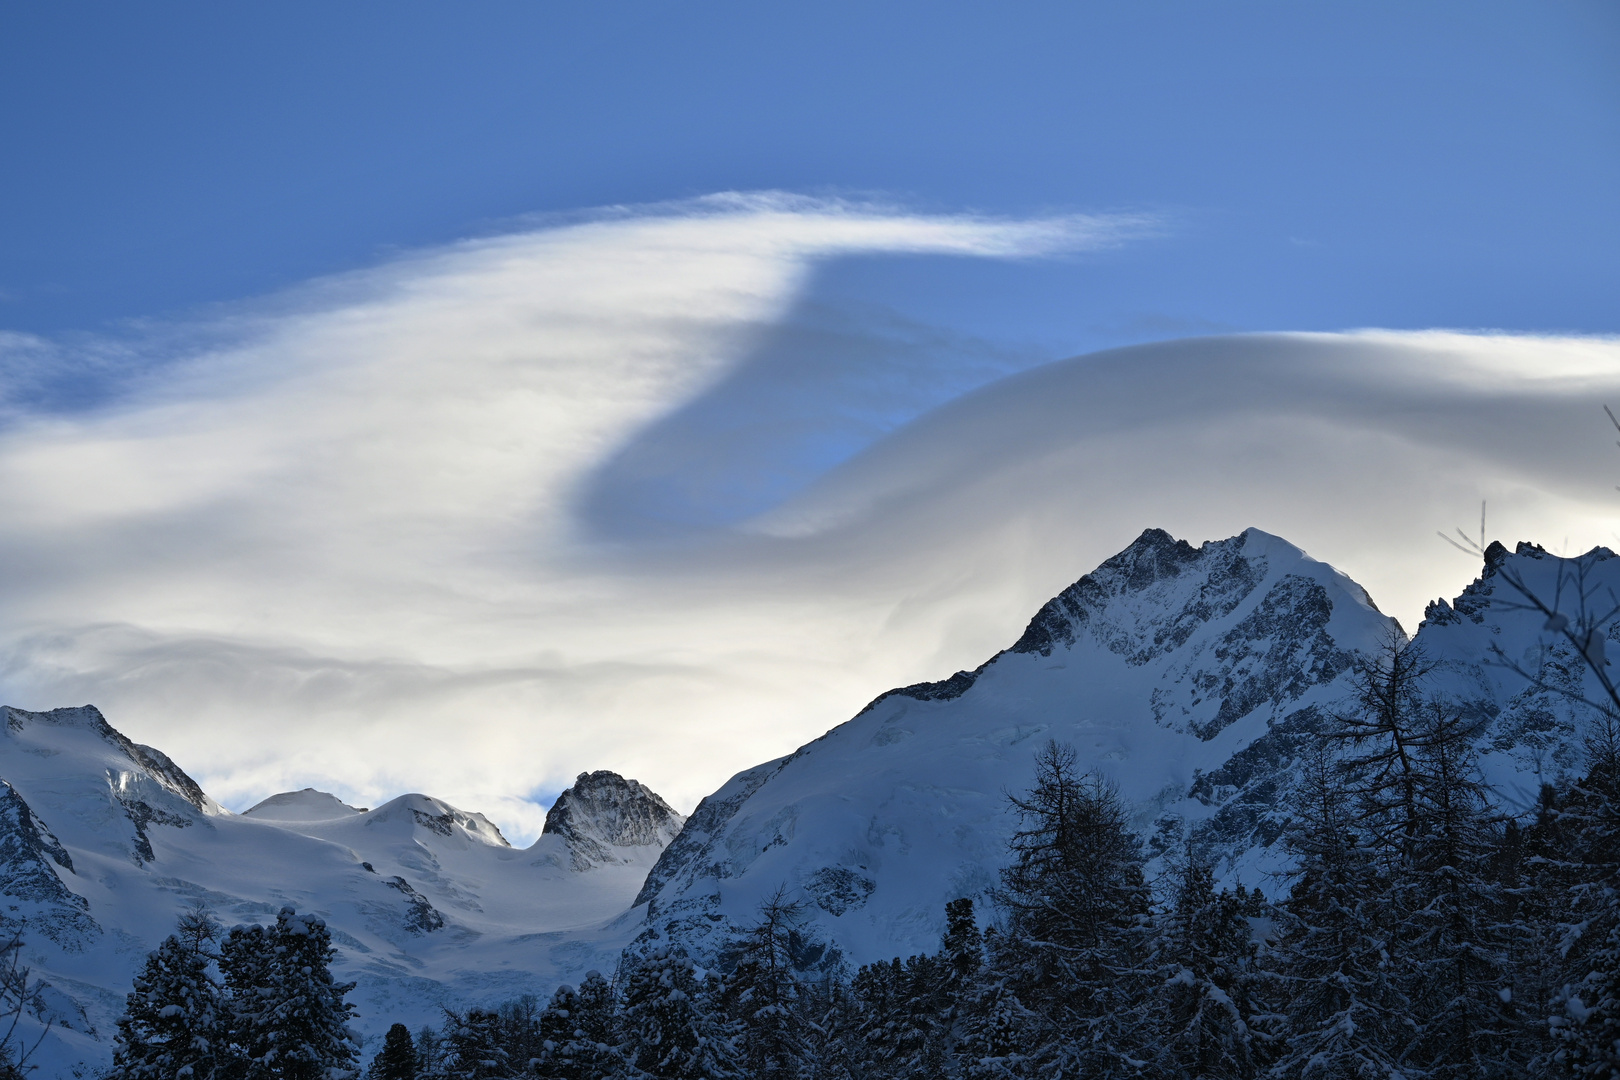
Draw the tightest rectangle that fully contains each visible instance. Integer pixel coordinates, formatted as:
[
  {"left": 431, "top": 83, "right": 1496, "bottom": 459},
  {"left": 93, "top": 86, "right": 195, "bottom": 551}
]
[
  {"left": 1411, "top": 539, "right": 1616, "bottom": 807},
  {"left": 631, "top": 529, "right": 1616, "bottom": 972},
  {"left": 631, "top": 527, "right": 1400, "bottom": 967},
  {"left": 533, "top": 771, "right": 684, "bottom": 872},
  {"left": 0, "top": 707, "right": 681, "bottom": 1077},
  {"left": 3, "top": 526, "right": 1612, "bottom": 1075}
]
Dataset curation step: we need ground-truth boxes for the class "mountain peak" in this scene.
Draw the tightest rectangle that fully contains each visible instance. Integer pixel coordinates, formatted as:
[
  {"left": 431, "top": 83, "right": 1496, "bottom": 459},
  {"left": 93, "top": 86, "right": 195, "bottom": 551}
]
[
  {"left": 1, "top": 704, "right": 221, "bottom": 817},
  {"left": 243, "top": 789, "right": 367, "bottom": 822},
  {"left": 362, "top": 793, "right": 511, "bottom": 847},
  {"left": 632, "top": 527, "right": 1396, "bottom": 967},
  {"left": 536, "top": 771, "right": 684, "bottom": 871}
]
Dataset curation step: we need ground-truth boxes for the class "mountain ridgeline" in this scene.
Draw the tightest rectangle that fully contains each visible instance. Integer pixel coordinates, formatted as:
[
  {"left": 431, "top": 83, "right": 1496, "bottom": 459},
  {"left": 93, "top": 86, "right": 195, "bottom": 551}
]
[{"left": 2, "top": 527, "right": 1613, "bottom": 1075}]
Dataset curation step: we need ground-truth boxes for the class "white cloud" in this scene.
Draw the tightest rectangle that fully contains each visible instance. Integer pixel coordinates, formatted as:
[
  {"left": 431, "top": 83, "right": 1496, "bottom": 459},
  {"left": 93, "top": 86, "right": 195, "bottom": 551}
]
[
  {"left": 0, "top": 195, "right": 1142, "bottom": 840},
  {"left": 1, "top": 195, "right": 1614, "bottom": 842}
]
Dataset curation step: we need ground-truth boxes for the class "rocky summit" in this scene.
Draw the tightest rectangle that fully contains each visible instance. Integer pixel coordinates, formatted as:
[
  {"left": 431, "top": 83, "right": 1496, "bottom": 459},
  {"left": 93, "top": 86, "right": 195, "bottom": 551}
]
[{"left": 536, "top": 771, "right": 685, "bottom": 872}]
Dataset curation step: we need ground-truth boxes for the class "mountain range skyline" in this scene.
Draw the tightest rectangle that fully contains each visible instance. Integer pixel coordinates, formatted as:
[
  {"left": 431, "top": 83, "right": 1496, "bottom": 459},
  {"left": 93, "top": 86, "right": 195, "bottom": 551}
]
[{"left": 5, "top": 523, "right": 1611, "bottom": 1075}]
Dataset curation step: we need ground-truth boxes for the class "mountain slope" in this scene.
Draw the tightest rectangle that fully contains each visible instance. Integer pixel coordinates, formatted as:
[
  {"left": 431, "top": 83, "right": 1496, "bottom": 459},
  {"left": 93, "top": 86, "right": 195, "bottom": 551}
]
[
  {"left": 0, "top": 708, "right": 681, "bottom": 1076},
  {"left": 633, "top": 527, "right": 1400, "bottom": 967},
  {"left": 5, "top": 527, "right": 1614, "bottom": 1075}
]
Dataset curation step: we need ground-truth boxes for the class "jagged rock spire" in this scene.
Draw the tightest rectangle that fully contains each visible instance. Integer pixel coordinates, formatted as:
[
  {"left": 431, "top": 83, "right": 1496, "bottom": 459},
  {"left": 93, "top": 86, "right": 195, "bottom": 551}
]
[{"left": 540, "top": 771, "right": 684, "bottom": 871}]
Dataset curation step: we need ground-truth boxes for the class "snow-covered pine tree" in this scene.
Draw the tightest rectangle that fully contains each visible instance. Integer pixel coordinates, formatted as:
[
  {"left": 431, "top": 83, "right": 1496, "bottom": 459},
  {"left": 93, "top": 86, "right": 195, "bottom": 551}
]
[
  {"left": 220, "top": 921, "right": 277, "bottom": 1078},
  {"left": 535, "top": 980, "right": 621, "bottom": 1080},
  {"left": 570, "top": 969, "right": 623, "bottom": 1080},
  {"left": 1268, "top": 745, "right": 1410, "bottom": 1079},
  {"left": 1328, "top": 638, "right": 1524, "bottom": 1076},
  {"left": 722, "top": 887, "right": 810, "bottom": 1080},
  {"left": 440, "top": 1008, "right": 509, "bottom": 1080},
  {"left": 108, "top": 920, "right": 227, "bottom": 1080},
  {"left": 1549, "top": 716, "right": 1620, "bottom": 1078},
  {"left": 1397, "top": 705, "right": 1519, "bottom": 1078},
  {"left": 941, "top": 898, "right": 982, "bottom": 985},
  {"left": 1143, "top": 853, "right": 1267, "bottom": 1079},
  {"left": 412, "top": 1026, "right": 446, "bottom": 1080},
  {"left": 617, "top": 944, "right": 738, "bottom": 1079},
  {"left": 496, "top": 997, "right": 543, "bottom": 1075},
  {"left": 1496, "top": 805, "right": 1564, "bottom": 1074},
  {"left": 849, "top": 952, "right": 950, "bottom": 1079},
  {"left": 951, "top": 920, "right": 1042, "bottom": 1080},
  {"left": 934, "top": 898, "right": 986, "bottom": 1073},
  {"left": 534, "top": 983, "right": 582, "bottom": 1079},
  {"left": 993, "top": 739, "right": 1152, "bottom": 1077},
  {"left": 366, "top": 1023, "right": 416, "bottom": 1080},
  {"left": 794, "top": 971, "right": 863, "bottom": 1080},
  {"left": 257, "top": 906, "right": 358, "bottom": 1080}
]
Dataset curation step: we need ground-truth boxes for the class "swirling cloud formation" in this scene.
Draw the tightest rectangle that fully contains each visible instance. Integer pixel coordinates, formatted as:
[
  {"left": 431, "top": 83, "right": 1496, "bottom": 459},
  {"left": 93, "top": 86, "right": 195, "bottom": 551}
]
[{"left": 0, "top": 195, "right": 1613, "bottom": 840}]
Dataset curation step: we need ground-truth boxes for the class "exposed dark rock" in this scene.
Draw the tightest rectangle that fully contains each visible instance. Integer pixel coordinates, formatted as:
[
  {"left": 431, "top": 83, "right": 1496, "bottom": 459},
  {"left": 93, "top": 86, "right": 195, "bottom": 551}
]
[
  {"left": 0, "top": 781, "right": 99, "bottom": 948},
  {"left": 117, "top": 794, "right": 193, "bottom": 865},
  {"left": 542, "top": 771, "right": 685, "bottom": 873},
  {"left": 1191, "top": 575, "right": 1353, "bottom": 741},
  {"left": 804, "top": 866, "right": 877, "bottom": 916},
  {"left": 383, "top": 877, "right": 445, "bottom": 934},
  {"left": 1011, "top": 528, "right": 1205, "bottom": 658}
]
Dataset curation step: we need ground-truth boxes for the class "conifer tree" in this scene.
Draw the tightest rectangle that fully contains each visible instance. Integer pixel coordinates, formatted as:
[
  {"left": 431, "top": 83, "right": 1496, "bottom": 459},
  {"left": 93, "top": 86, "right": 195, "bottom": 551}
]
[
  {"left": 569, "top": 969, "right": 622, "bottom": 1079},
  {"left": 220, "top": 908, "right": 358, "bottom": 1080},
  {"left": 851, "top": 953, "right": 949, "bottom": 1079},
  {"left": 941, "top": 898, "right": 982, "bottom": 985},
  {"left": 1550, "top": 715, "right": 1620, "bottom": 1077},
  {"left": 1498, "top": 802, "right": 1564, "bottom": 1074},
  {"left": 367, "top": 1024, "right": 416, "bottom": 1080},
  {"left": 1269, "top": 745, "right": 1410, "bottom": 1079},
  {"left": 952, "top": 940, "right": 1037, "bottom": 1080},
  {"left": 535, "top": 983, "right": 582, "bottom": 1079},
  {"left": 535, "top": 979, "right": 620, "bottom": 1080},
  {"left": 412, "top": 1027, "right": 445, "bottom": 1080},
  {"left": 496, "top": 997, "right": 543, "bottom": 1075},
  {"left": 220, "top": 921, "right": 276, "bottom": 1078},
  {"left": 1144, "top": 854, "right": 1267, "bottom": 1079},
  {"left": 994, "top": 740, "right": 1151, "bottom": 1077},
  {"left": 1329, "top": 638, "right": 1525, "bottom": 1075},
  {"left": 263, "top": 907, "right": 358, "bottom": 1080},
  {"left": 1397, "top": 706, "right": 1517, "bottom": 1078},
  {"left": 723, "top": 887, "right": 809, "bottom": 1079},
  {"left": 795, "top": 971, "right": 863, "bottom": 1080},
  {"left": 617, "top": 945, "right": 737, "bottom": 1079},
  {"left": 1331, "top": 633, "right": 1436, "bottom": 861},
  {"left": 946, "top": 905, "right": 1042, "bottom": 1080},
  {"left": 108, "top": 918, "right": 227, "bottom": 1080},
  {"left": 440, "top": 1008, "right": 508, "bottom": 1080}
]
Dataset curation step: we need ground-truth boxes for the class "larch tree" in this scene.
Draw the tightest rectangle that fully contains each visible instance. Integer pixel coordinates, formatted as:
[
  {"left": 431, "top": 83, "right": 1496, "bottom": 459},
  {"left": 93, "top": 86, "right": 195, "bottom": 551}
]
[{"left": 994, "top": 739, "right": 1152, "bottom": 1077}]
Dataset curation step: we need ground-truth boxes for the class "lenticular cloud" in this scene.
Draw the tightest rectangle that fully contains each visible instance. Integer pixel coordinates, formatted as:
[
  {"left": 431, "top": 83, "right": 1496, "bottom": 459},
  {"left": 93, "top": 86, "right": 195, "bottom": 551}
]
[
  {"left": 0, "top": 196, "right": 1139, "bottom": 838},
  {"left": 0, "top": 196, "right": 1614, "bottom": 843}
]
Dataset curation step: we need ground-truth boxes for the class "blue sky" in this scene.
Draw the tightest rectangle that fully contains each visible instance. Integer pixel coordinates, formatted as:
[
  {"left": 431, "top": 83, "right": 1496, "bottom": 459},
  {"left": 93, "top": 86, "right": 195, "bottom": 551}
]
[
  {"left": 2, "top": 3, "right": 1619, "bottom": 832},
  {"left": 5, "top": 2, "right": 1616, "bottom": 345}
]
